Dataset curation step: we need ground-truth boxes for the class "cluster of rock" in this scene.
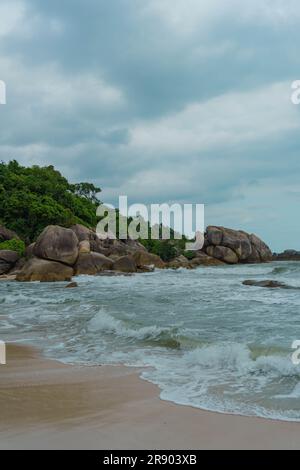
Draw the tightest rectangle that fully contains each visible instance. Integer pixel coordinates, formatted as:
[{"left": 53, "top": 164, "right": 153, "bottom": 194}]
[
  {"left": 242, "top": 280, "right": 293, "bottom": 289},
  {"left": 273, "top": 250, "right": 300, "bottom": 261},
  {"left": 203, "top": 226, "right": 272, "bottom": 264},
  {"left": 0, "top": 223, "right": 274, "bottom": 283},
  {"left": 15, "top": 225, "right": 167, "bottom": 282}
]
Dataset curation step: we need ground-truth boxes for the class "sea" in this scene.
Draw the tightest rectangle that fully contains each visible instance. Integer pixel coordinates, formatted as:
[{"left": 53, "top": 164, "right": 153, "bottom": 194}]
[{"left": 1, "top": 261, "right": 300, "bottom": 421}]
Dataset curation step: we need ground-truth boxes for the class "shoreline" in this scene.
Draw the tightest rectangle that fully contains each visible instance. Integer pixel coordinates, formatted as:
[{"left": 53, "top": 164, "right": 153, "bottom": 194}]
[{"left": 1, "top": 344, "right": 300, "bottom": 449}]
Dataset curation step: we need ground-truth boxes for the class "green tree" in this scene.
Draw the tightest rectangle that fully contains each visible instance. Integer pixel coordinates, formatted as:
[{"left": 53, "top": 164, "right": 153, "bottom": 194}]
[{"left": 0, "top": 160, "right": 102, "bottom": 241}]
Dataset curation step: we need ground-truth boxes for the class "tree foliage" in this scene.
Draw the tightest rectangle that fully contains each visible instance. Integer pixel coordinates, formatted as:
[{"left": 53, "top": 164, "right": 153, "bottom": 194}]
[{"left": 0, "top": 238, "right": 25, "bottom": 256}]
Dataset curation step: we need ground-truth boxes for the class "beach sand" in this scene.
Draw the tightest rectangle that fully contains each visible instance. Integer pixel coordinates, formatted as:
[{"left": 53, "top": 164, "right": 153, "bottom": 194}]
[{"left": 0, "top": 343, "right": 300, "bottom": 450}]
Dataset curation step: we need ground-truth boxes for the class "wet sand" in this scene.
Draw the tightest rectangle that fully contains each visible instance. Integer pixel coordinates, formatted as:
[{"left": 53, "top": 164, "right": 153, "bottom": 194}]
[{"left": 1, "top": 344, "right": 300, "bottom": 450}]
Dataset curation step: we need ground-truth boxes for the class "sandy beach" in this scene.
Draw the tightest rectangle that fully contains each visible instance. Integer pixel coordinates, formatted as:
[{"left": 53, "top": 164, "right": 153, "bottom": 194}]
[{"left": 0, "top": 344, "right": 299, "bottom": 450}]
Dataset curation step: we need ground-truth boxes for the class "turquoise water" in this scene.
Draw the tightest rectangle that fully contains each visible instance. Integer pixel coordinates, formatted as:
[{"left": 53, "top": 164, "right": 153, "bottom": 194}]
[{"left": 1, "top": 261, "right": 300, "bottom": 421}]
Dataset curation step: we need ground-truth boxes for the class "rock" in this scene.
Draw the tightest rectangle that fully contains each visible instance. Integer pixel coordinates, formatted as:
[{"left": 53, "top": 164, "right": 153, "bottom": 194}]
[
  {"left": 0, "top": 226, "right": 19, "bottom": 242},
  {"left": 273, "top": 250, "right": 300, "bottom": 261},
  {"left": 71, "top": 224, "right": 111, "bottom": 255},
  {"left": 113, "top": 255, "right": 137, "bottom": 273},
  {"left": 0, "top": 250, "right": 20, "bottom": 274},
  {"left": 207, "top": 226, "right": 252, "bottom": 261},
  {"left": 25, "top": 243, "right": 36, "bottom": 259},
  {"left": 243, "top": 280, "right": 292, "bottom": 289},
  {"left": 79, "top": 240, "right": 90, "bottom": 254},
  {"left": 246, "top": 246, "right": 261, "bottom": 264},
  {"left": 70, "top": 224, "right": 93, "bottom": 242},
  {"left": 137, "top": 265, "right": 155, "bottom": 273},
  {"left": 206, "top": 245, "right": 239, "bottom": 264},
  {"left": 249, "top": 234, "right": 272, "bottom": 262},
  {"left": 0, "top": 260, "right": 12, "bottom": 275},
  {"left": 0, "top": 250, "right": 20, "bottom": 264},
  {"left": 16, "top": 258, "right": 73, "bottom": 282},
  {"left": 65, "top": 282, "right": 78, "bottom": 288},
  {"left": 90, "top": 238, "right": 110, "bottom": 255},
  {"left": 74, "top": 252, "right": 113, "bottom": 275},
  {"left": 7, "top": 257, "right": 26, "bottom": 275},
  {"left": 204, "top": 226, "right": 272, "bottom": 264},
  {"left": 34, "top": 225, "right": 79, "bottom": 266},
  {"left": 133, "top": 251, "right": 165, "bottom": 269},
  {"left": 190, "top": 252, "right": 225, "bottom": 267},
  {"left": 206, "top": 226, "right": 223, "bottom": 246},
  {"left": 167, "top": 255, "right": 190, "bottom": 269}
]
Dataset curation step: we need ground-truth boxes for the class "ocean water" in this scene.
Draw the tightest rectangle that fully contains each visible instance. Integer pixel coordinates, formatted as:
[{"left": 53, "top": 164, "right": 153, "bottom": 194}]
[{"left": 1, "top": 261, "right": 300, "bottom": 421}]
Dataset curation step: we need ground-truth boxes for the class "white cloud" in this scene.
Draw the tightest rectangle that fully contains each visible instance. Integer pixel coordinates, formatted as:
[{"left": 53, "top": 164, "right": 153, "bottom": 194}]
[
  {"left": 144, "top": 0, "right": 300, "bottom": 35},
  {"left": 130, "top": 81, "right": 298, "bottom": 155},
  {"left": 0, "top": 1, "right": 26, "bottom": 37}
]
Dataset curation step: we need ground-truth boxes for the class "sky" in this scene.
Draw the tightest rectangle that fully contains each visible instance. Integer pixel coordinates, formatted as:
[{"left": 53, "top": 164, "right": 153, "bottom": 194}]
[{"left": 0, "top": 0, "right": 300, "bottom": 251}]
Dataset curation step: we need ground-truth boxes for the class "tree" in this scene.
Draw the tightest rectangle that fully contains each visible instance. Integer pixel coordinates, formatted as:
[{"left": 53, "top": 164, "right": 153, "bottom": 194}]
[
  {"left": 0, "top": 160, "right": 101, "bottom": 241},
  {"left": 72, "top": 182, "right": 101, "bottom": 204}
]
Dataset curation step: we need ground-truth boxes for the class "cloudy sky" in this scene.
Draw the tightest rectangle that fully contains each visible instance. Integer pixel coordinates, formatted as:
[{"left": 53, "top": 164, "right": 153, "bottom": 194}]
[{"left": 0, "top": 0, "right": 300, "bottom": 250}]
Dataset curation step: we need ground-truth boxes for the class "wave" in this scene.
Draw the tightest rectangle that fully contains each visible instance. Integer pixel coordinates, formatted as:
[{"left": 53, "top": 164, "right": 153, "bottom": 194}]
[{"left": 87, "top": 310, "right": 184, "bottom": 348}]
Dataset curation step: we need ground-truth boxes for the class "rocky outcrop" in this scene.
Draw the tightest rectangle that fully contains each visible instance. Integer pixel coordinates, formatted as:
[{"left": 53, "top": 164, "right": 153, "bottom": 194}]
[
  {"left": 25, "top": 243, "right": 35, "bottom": 259},
  {"left": 0, "top": 250, "right": 20, "bottom": 274},
  {"left": 8, "top": 221, "right": 273, "bottom": 282},
  {"left": 34, "top": 226, "right": 79, "bottom": 266},
  {"left": 243, "top": 280, "right": 294, "bottom": 289},
  {"left": 70, "top": 224, "right": 93, "bottom": 242},
  {"left": 78, "top": 240, "right": 90, "bottom": 254},
  {"left": 204, "top": 226, "right": 272, "bottom": 264},
  {"left": 113, "top": 255, "right": 137, "bottom": 273},
  {"left": 74, "top": 252, "right": 113, "bottom": 275},
  {"left": 206, "top": 245, "right": 239, "bottom": 264},
  {"left": 273, "top": 250, "right": 300, "bottom": 261},
  {"left": 16, "top": 258, "right": 73, "bottom": 282},
  {"left": 189, "top": 252, "right": 225, "bottom": 267},
  {"left": 133, "top": 250, "right": 165, "bottom": 269},
  {"left": 65, "top": 282, "right": 78, "bottom": 288}
]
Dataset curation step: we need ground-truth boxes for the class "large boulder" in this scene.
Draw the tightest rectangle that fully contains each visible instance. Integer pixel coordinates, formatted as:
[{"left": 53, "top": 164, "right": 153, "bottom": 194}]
[
  {"left": 206, "top": 245, "right": 239, "bottom": 264},
  {"left": 78, "top": 240, "right": 90, "bottom": 254},
  {"left": 0, "top": 226, "right": 19, "bottom": 242},
  {"left": 133, "top": 250, "right": 165, "bottom": 269},
  {"left": 243, "top": 280, "right": 292, "bottom": 289},
  {"left": 0, "top": 250, "right": 20, "bottom": 275},
  {"left": 8, "top": 257, "right": 26, "bottom": 275},
  {"left": 206, "top": 226, "right": 252, "bottom": 261},
  {"left": 167, "top": 255, "right": 191, "bottom": 269},
  {"left": 113, "top": 255, "right": 137, "bottom": 273},
  {"left": 25, "top": 243, "right": 36, "bottom": 259},
  {"left": 74, "top": 252, "right": 113, "bottom": 275},
  {"left": 190, "top": 252, "right": 225, "bottom": 267},
  {"left": 0, "top": 260, "right": 12, "bottom": 275},
  {"left": 34, "top": 226, "right": 79, "bottom": 266},
  {"left": 206, "top": 227, "right": 223, "bottom": 246},
  {"left": 249, "top": 234, "right": 272, "bottom": 262},
  {"left": 16, "top": 258, "right": 73, "bottom": 282},
  {"left": 70, "top": 224, "right": 94, "bottom": 242}
]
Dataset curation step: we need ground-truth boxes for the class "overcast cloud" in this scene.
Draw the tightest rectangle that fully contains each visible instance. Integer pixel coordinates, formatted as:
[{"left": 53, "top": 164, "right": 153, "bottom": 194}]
[{"left": 0, "top": 0, "right": 300, "bottom": 250}]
